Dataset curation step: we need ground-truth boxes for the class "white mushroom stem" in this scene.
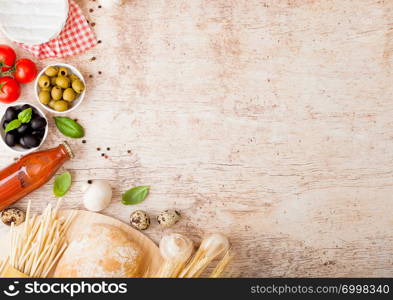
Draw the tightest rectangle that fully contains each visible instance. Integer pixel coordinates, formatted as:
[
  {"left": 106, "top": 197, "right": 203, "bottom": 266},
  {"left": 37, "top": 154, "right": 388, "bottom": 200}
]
[
  {"left": 179, "top": 233, "right": 230, "bottom": 278},
  {"left": 156, "top": 233, "right": 194, "bottom": 278}
]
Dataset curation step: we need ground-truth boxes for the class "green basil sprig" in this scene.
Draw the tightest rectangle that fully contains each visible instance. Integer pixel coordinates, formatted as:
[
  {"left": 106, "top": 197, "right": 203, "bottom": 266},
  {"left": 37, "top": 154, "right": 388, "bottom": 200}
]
[
  {"left": 5, "top": 108, "right": 33, "bottom": 132},
  {"left": 53, "top": 171, "right": 72, "bottom": 197},
  {"left": 121, "top": 186, "right": 150, "bottom": 205},
  {"left": 54, "top": 117, "right": 84, "bottom": 138},
  {"left": 5, "top": 119, "right": 22, "bottom": 133},
  {"left": 18, "top": 108, "right": 32, "bottom": 123}
]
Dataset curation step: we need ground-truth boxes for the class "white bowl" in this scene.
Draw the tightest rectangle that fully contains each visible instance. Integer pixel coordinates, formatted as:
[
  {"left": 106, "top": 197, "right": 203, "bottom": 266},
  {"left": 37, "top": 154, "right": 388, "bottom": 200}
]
[
  {"left": 0, "top": 102, "right": 49, "bottom": 154},
  {"left": 34, "top": 63, "right": 86, "bottom": 114}
]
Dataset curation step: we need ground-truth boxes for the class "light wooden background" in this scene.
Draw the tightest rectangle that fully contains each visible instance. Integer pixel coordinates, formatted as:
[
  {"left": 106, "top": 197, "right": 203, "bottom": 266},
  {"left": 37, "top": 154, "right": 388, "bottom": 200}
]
[{"left": 1, "top": 0, "right": 393, "bottom": 277}]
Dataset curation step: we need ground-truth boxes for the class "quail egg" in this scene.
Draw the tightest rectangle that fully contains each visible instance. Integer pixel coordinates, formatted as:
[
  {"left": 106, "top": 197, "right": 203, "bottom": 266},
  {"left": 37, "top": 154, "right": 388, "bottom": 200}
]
[
  {"left": 157, "top": 210, "right": 181, "bottom": 228},
  {"left": 1, "top": 207, "right": 26, "bottom": 226},
  {"left": 130, "top": 210, "right": 150, "bottom": 230}
]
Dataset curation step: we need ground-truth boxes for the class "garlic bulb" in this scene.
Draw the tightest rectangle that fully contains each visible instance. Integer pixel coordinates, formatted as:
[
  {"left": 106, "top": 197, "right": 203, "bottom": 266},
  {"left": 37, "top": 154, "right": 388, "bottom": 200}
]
[
  {"left": 199, "top": 233, "right": 230, "bottom": 259},
  {"left": 160, "top": 233, "right": 194, "bottom": 262},
  {"left": 83, "top": 180, "right": 112, "bottom": 212},
  {"left": 100, "top": 0, "right": 124, "bottom": 9}
]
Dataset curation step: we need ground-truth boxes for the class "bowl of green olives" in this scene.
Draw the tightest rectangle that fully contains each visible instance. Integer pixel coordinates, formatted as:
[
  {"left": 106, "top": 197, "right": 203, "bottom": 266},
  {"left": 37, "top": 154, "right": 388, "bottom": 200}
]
[
  {"left": 34, "top": 63, "right": 86, "bottom": 114},
  {"left": 0, "top": 102, "right": 48, "bottom": 154}
]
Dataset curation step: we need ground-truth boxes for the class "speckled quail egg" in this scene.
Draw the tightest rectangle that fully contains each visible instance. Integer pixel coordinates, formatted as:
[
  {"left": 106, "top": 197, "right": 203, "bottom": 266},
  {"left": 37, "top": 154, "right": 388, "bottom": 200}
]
[
  {"left": 157, "top": 210, "right": 181, "bottom": 228},
  {"left": 130, "top": 210, "right": 150, "bottom": 230},
  {"left": 1, "top": 208, "right": 26, "bottom": 226}
]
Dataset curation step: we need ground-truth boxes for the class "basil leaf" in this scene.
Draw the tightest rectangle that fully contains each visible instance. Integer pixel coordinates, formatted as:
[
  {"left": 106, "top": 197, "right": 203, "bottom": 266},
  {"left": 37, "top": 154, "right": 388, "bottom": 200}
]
[
  {"left": 5, "top": 119, "right": 21, "bottom": 133},
  {"left": 54, "top": 117, "right": 84, "bottom": 138},
  {"left": 121, "top": 186, "right": 150, "bottom": 205},
  {"left": 53, "top": 171, "right": 72, "bottom": 197},
  {"left": 18, "top": 108, "right": 32, "bottom": 123}
]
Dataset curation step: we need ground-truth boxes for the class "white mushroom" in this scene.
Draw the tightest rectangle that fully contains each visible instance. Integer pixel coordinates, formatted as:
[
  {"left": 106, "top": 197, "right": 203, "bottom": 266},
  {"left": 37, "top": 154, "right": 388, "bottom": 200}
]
[{"left": 83, "top": 180, "right": 112, "bottom": 212}]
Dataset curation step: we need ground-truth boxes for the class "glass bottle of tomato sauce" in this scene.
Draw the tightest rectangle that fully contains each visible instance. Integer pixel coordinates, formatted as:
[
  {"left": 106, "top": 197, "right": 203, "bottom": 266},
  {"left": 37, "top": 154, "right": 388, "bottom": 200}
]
[{"left": 0, "top": 142, "right": 73, "bottom": 210}]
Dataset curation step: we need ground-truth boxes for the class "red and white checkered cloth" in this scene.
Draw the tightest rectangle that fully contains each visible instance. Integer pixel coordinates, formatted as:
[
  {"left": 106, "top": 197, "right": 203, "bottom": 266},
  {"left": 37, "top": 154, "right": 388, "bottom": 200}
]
[{"left": 16, "top": 0, "right": 97, "bottom": 60}]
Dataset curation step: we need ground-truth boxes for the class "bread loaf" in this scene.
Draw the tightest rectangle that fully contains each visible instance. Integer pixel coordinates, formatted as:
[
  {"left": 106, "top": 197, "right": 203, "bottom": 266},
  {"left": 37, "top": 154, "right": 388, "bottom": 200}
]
[{"left": 54, "top": 224, "right": 143, "bottom": 277}]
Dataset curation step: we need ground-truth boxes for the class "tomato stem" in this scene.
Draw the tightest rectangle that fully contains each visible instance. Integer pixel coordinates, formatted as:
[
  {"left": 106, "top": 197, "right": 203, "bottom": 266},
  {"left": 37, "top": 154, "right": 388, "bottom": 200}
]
[{"left": 0, "top": 62, "right": 14, "bottom": 78}]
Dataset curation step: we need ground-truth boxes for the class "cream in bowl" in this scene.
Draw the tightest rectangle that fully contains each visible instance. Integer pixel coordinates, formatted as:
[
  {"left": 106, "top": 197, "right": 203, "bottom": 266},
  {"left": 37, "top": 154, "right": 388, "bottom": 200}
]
[
  {"left": 35, "top": 63, "right": 86, "bottom": 114},
  {"left": 1, "top": 102, "right": 48, "bottom": 154}
]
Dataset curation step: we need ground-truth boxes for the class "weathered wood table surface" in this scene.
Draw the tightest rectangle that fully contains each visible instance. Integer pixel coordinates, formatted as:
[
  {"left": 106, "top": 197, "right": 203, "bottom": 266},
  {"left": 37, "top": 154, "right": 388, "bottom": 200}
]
[{"left": 1, "top": 0, "right": 393, "bottom": 277}]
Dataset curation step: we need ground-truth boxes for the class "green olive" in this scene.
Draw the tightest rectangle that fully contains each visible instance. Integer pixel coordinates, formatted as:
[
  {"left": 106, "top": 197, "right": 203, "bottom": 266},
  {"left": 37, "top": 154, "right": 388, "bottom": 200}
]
[
  {"left": 58, "top": 67, "right": 69, "bottom": 77},
  {"left": 63, "top": 88, "right": 76, "bottom": 102},
  {"left": 69, "top": 74, "right": 79, "bottom": 81},
  {"left": 51, "top": 76, "right": 58, "bottom": 86},
  {"left": 39, "top": 91, "right": 51, "bottom": 105},
  {"left": 72, "top": 80, "right": 85, "bottom": 94},
  {"left": 56, "top": 76, "right": 70, "bottom": 89},
  {"left": 53, "top": 100, "right": 69, "bottom": 112},
  {"left": 45, "top": 66, "right": 58, "bottom": 77},
  {"left": 40, "top": 86, "right": 51, "bottom": 92},
  {"left": 48, "top": 100, "right": 57, "bottom": 109},
  {"left": 38, "top": 75, "right": 51, "bottom": 88},
  {"left": 51, "top": 86, "right": 63, "bottom": 101}
]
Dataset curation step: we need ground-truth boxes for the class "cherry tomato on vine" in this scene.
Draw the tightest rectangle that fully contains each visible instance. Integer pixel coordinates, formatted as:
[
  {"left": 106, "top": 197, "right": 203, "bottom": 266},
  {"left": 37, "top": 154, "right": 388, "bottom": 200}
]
[
  {"left": 0, "top": 77, "right": 21, "bottom": 103},
  {"left": 14, "top": 58, "right": 37, "bottom": 84},
  {"left": 0, "top": 45, "right": 16, "bottom": 73}
]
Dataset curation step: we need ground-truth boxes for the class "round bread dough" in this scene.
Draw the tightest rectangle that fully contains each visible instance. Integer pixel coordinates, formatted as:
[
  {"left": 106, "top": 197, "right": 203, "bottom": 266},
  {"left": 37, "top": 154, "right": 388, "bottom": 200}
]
[{"left": 54, "top": 224, "right": 144, "bottom": 278}]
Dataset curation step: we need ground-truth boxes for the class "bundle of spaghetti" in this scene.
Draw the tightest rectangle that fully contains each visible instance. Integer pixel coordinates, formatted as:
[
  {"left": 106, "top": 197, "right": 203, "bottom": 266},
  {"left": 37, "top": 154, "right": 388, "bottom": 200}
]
[
  {"left": 8, "top": 200, "right": 76, "bottom": 278},
  {"left": 154, "top": 233, "right": 232, "bottom": 278},
  {"left": 0, "top": 257, "right": 8, "bottom": 276},
  {"left": 155, "top": 233, "right": 194, "bottom": 278},
  {"left": 178, "top": 233, "right": 231, "bottom": 278},
  {"left": 209, "top": 250, "right": 233, "bottom": 278}
]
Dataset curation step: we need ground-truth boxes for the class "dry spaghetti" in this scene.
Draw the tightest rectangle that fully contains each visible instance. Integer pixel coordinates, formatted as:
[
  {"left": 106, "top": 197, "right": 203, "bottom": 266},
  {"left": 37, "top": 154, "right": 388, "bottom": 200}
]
[{"left": 8, "top": 200, "right": 75, "bottom": 278}]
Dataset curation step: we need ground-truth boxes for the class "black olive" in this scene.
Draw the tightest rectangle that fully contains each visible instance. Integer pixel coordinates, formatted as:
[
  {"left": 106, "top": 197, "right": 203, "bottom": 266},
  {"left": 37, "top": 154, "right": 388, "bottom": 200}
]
[
  {"left": 4, "top": 107, "right": 18, "bottom": 122},
  {"left": 32, "top": 130, "right": 45, "bottom": 138},
  {"left": 3, "top": 121, "right": 9, "bottom": 129},
  {"left": 5, "top": 132, "right": 17, "bottom": 147},
  {"left": 19, "top": 104, "right": 32, "bottom": 112},
  {"left": 17, "top": 124, "right": 30, "bottom": 135},
  {"left": 30, "top": 117, "right": 47, "bottom": 130},
  {"left": 31, "top": 108, "right": 39, "bottom": 117},
  {"left": 19, "top": 136, "right": 28, "bottom": 149},
  {"left": 21, "top": 135, "right": 39, "bottom": 148}
]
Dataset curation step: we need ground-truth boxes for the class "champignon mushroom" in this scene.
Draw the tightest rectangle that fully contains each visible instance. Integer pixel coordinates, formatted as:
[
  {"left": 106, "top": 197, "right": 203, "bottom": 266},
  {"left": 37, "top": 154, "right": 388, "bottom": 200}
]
[{"left": 83, "top": 180, "right": 112, "bottom": 212}]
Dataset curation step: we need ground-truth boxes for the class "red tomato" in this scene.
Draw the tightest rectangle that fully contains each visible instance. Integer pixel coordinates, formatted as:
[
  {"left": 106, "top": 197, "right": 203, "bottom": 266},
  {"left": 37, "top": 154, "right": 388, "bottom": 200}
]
[
  {"left": 0, "top": 77, "right": 21, "bottom": 103},
  {"left": 14, "top": 58, "right": 37, "bottom": 84},
  {"left": 0, "top": 45, "right": 16, "bottom": 72}
]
